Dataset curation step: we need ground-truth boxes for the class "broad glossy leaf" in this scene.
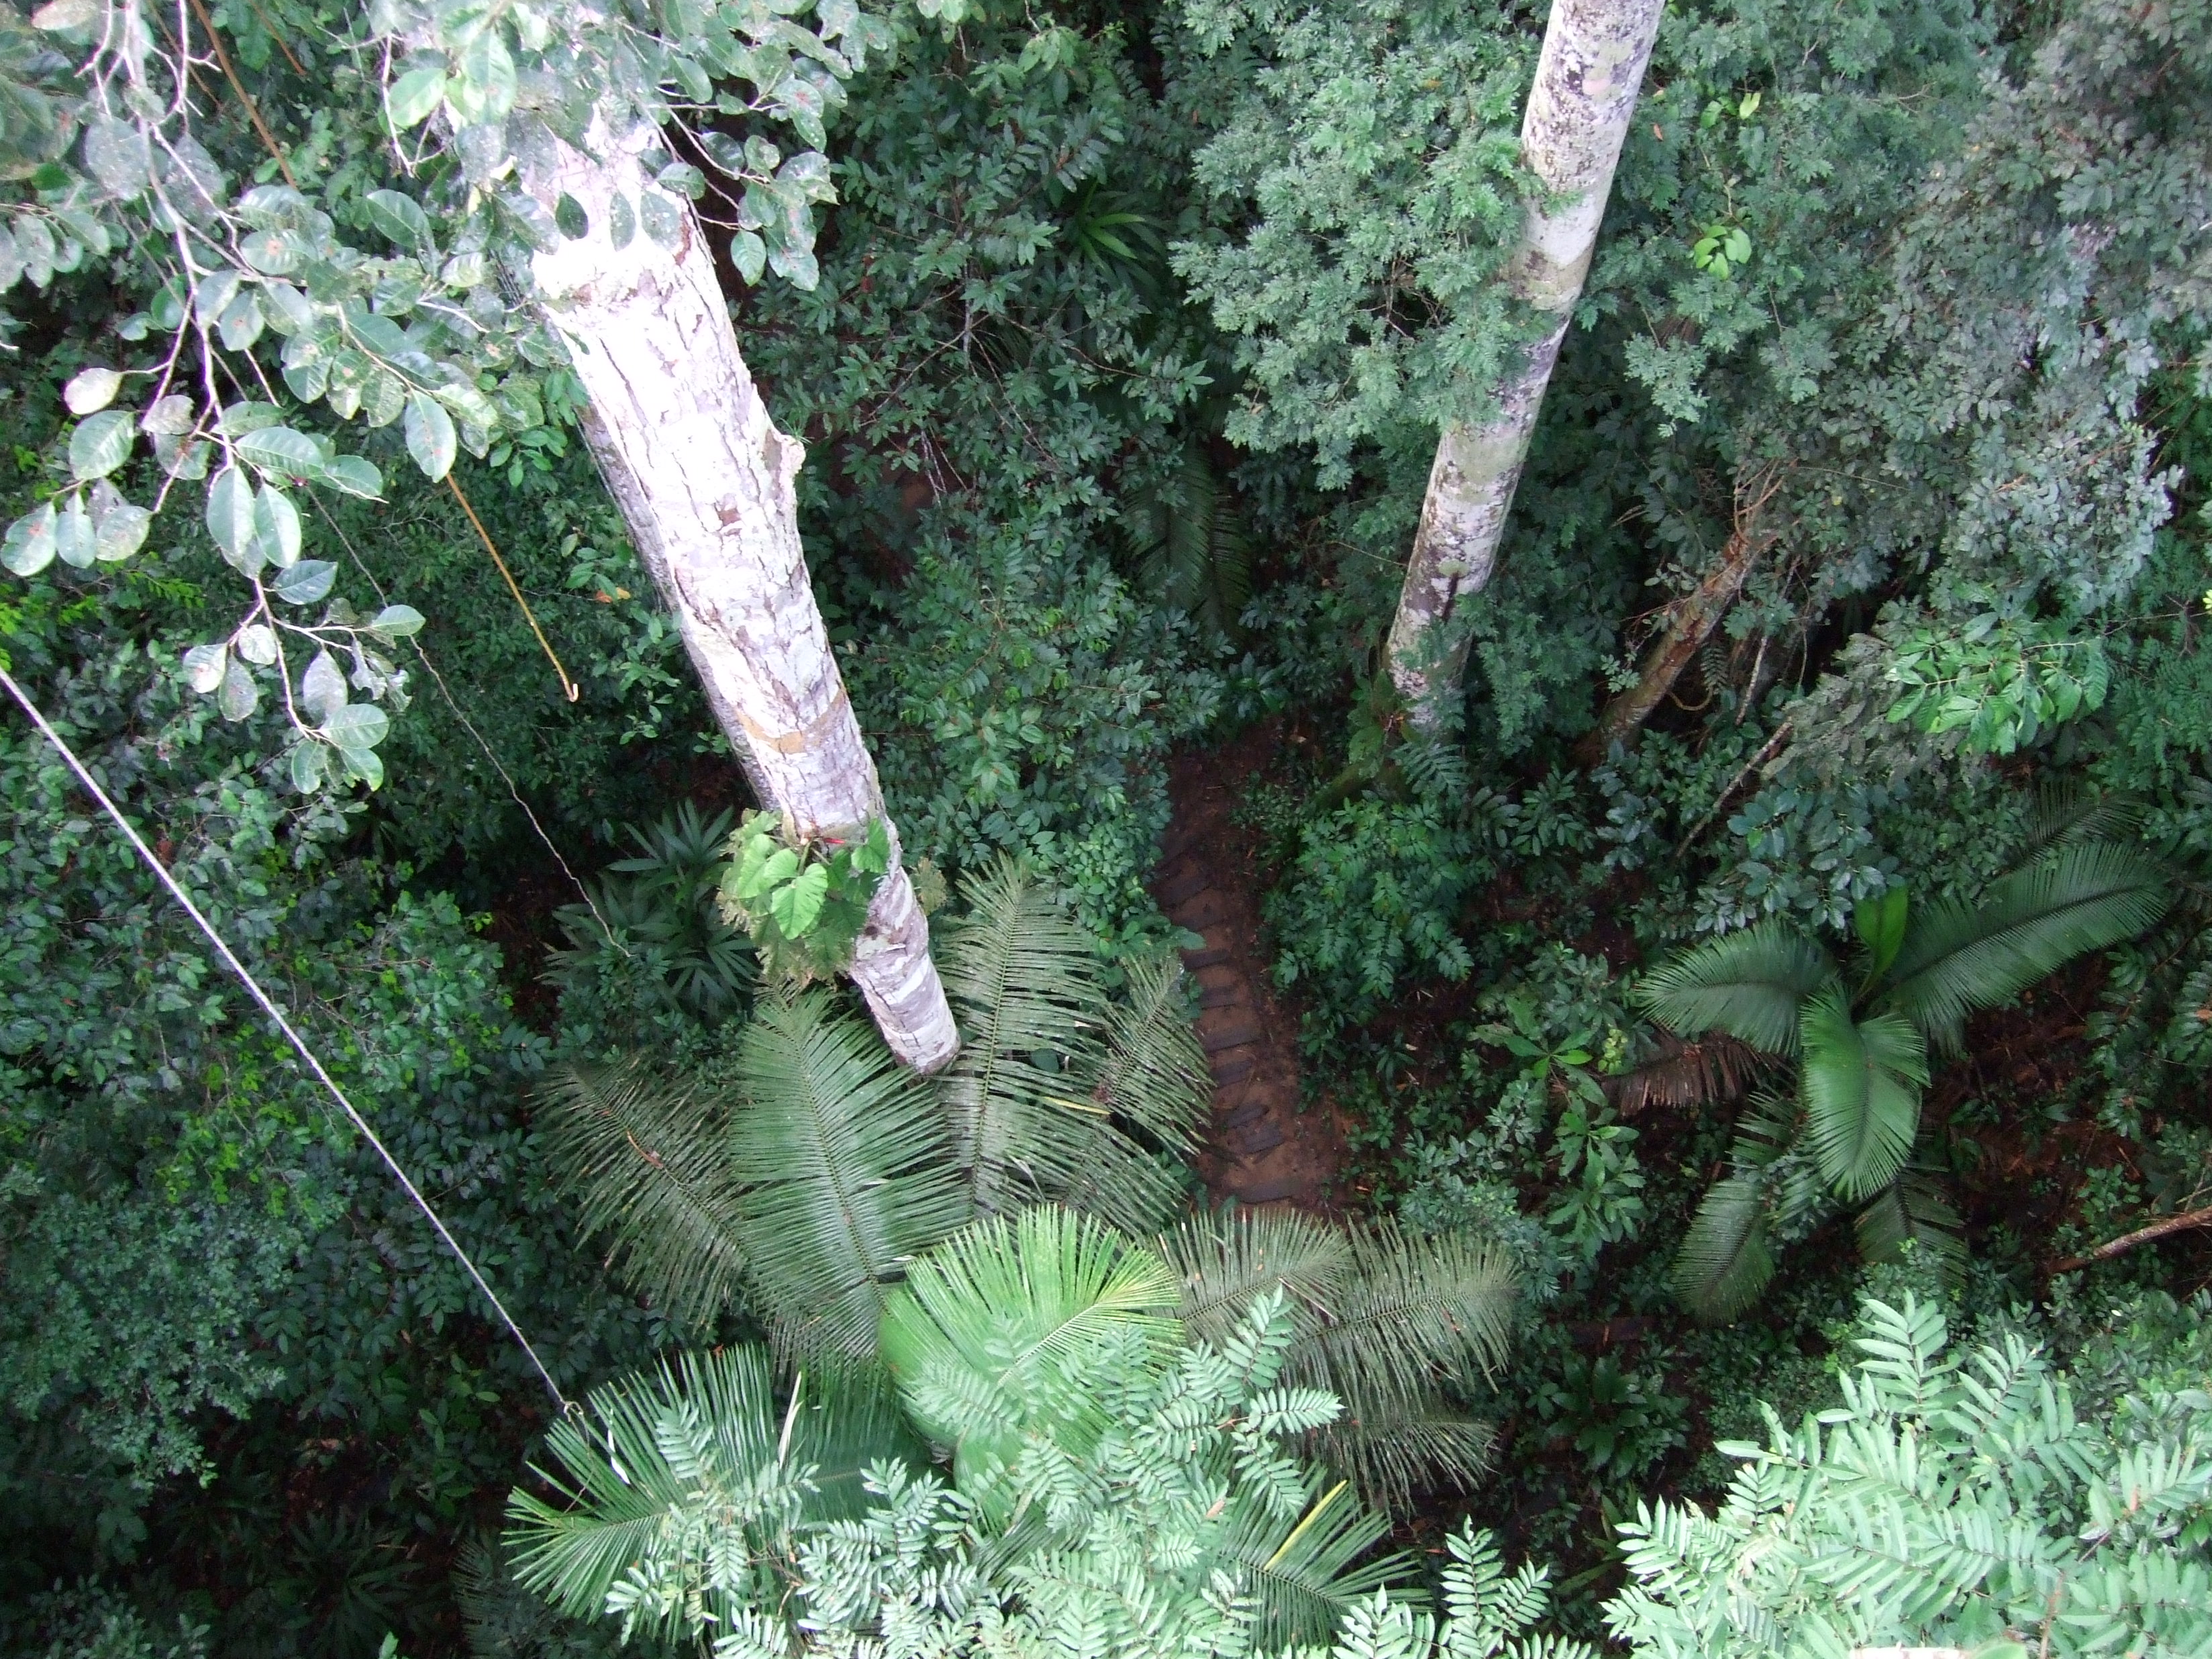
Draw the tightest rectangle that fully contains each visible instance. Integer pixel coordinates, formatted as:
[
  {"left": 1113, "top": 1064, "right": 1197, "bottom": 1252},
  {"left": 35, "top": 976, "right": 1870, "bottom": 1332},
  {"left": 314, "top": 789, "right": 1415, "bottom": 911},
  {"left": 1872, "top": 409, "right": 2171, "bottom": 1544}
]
[
  {"left": 325, "top": 702, "right": 389, "bottom": 749},
  {"left": 365, "top": 189, "right": 433, "bottom": 250},
  {"left": 3, "top": 501, "right": 56, "bottom": 575},
  {"left": 554, "top": 193, "right": 589, "bottom": 240},
  {"left": 369, "top": 603, "right": 425, "bottom": 638},
  {"left": 300, "top": 648, "right": 347, "bottom": 721},
  {"left": 207, "top": 466, "right": 259, "bottom": 571},
  {"left": 63, "top": 366, "right": 121, "bottom": 414},
  {"left": 319, "top": 454, "right": 383, "bottom": 499},
  {"left": 274, "top": 558, "right": 336, "bottom": 606},
  {"left": 182, "top": 642, "right": 227, "bottom": 693},
  {"left": 218, "top": 656, "right": 259, "bottom": 721},
  {"left": 288, "top": 740, "right": 327, "bottom": 793},
  {"left": 338, "top": 743, "right": 384, "bottom": 790},
  {"left": 235, "top": 623, "right": 278, "bottom": 666},
  {"left": 385, "top": 66, "right": 446, "bottom": 130},
  {"left": 68, "top": 409, "right": 135, "bottom": 480},
  {"left": 52, "top": 494, "right": 93, "bottom": 566},
  {"left": 253, "top": 483, "right": 301, "bottom": 568},
  {"left": 235, "top": 425, "right": 325, "bottom": 479},
  {"left": 404, "top": 393, "right": 456, "bottom": 480},
  {"left": 93, "top": 499, "right": 150, "bottom": 562}
]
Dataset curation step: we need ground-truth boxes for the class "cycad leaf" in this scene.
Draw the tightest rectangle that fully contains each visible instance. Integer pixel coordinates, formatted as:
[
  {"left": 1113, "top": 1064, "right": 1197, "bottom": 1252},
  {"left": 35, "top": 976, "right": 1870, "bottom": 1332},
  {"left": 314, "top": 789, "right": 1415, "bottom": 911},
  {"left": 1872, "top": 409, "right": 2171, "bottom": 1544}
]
[
  {"left": 1799, "top": 983, "right": 1927, "bottom": 1201},
  {"left": 1087, "top": 950, "right": 1210, "bottom": 1155},
  {"left": 879, "top": 1206, "right": 1180, "bottom": 1479},
  {"left": 1673, "top": 1174, "right": 1776, "bottom": 1323},
  {"left": 1853, "top": 1171, "right": 1966, "bottom": 1285},
  {"left": 727, "top": 991, "right": 972, "bottom": 1360},
  {"left": 540, "top": 1061, "right": 749, "bottom": 1329},
  {"left": 1882, "top": 842, "right": 2170, "bottom": 1054},
  {"left": 1211, "top": 1476, "right": 1407, "bottom": 1648},
  {"left": 1633, "top": 921, "right": 1832, "bottom": 1054}
]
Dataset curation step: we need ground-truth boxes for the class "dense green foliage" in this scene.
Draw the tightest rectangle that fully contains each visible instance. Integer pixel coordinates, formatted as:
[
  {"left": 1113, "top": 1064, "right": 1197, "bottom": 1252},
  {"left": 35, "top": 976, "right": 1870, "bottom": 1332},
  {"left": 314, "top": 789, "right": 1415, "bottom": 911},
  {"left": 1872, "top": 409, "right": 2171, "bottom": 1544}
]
[{"left": 5, "top": 0, "right": 2212, "bottom": 1652}]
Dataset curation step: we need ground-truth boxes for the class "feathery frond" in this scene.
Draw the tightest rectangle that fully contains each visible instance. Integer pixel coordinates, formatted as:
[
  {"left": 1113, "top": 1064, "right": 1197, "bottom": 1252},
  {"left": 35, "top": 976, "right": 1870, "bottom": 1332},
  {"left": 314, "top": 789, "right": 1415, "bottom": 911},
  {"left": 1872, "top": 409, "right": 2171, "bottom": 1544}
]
[
  {"left": 1852, "top": 1171, "right": 1966, "bottom": 1285},
  {"left": 504, "top": 1348, "right": 919, "bottom": 1640},
  {"left": 1089, "top": 950, "right": 1211, "bottom": 1154},
  {"left": 1799, "top": 985, "right": 1928, "bottom": 1201},
  {"left": 1212, "top": 1475, "right": 1405, "bottom": 1648},
  {"left": 1672, "top": 1173, "right": 1776, "bottom": 1325},
  {"left": 1127, "top": 437, "right": 1252, "bottom": 638},
  {"left": 934, "top": 857, "right": 1191, "bottom": 1231},
  {"left": 879, "top": 1207, "right": 1181, "bottom": 1482},
  {"left": 1882, "top": 842, "right": 2170, "bottom": 1054},
  {"left": 540, "top": 1061, "right": 750, "bottom": 1330},
  {"left": 1160, "top": 1207, "right": 1354, "bottom": 1351},
  {"left": 727, "top": 991, "right": 972, "bottom": 1360},
  {"left": 1633, "top": 921, "right": 1833, "bottom": 1054},
  {"left": 1291, "top": 1221, "right": 1517, "bottom": 1414},
  {"left": 1311, "top": 1390, "right": 1499, "bottom": 1515}
]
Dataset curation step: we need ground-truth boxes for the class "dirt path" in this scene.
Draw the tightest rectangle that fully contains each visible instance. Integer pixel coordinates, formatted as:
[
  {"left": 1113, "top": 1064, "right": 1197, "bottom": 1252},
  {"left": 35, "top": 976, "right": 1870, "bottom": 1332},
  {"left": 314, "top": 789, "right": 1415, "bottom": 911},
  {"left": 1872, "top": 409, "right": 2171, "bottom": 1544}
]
[{"left": 1152, "top": 730, "right": 1344, "bottom": 1210}]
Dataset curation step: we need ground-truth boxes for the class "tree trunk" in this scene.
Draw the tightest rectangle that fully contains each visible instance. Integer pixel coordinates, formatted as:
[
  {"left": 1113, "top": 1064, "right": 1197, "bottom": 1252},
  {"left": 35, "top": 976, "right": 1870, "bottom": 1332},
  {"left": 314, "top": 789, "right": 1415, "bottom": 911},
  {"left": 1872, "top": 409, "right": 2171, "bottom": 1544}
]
[
  {"left": 1389, "top": 0, "right": 1667, "bottom": 717},
  {"left": 525, "top": 126, "right": 959, "bottom": 1072},
  {"left": 1576, "top": 466, "right": 1782, "bottom": 765}
]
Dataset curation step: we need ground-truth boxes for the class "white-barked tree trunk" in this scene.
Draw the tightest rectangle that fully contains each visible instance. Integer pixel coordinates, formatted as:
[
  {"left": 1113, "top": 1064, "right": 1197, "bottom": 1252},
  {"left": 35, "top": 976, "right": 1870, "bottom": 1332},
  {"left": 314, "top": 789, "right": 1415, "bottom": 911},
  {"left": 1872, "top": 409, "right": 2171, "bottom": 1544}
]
[
  {"left": 1387, "top": 0, "right": 1667, "bottom": 716},
  {"left": 525, "top": 126, "right": 959, "bottom": 1072}
]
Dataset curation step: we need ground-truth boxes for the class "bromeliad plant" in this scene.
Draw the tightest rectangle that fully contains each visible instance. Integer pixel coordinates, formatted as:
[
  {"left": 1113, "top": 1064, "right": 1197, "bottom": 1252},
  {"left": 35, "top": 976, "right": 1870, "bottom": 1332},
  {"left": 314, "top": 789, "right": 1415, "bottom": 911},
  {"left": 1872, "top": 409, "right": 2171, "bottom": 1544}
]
[
  {"left": 1638, "top": 839, "right": 2170, "bottom": 1321},
  {"left": 715, "top": 810, "right": 892, "bottom": 985}
]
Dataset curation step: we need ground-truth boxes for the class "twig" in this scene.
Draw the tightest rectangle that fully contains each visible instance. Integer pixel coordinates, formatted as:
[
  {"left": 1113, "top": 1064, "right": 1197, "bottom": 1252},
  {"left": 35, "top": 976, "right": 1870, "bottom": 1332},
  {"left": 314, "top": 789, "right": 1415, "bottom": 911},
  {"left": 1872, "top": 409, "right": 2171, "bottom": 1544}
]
[
  {"left": 2046, "top": 1203, "right": 2212, "bottom": 1274},
  {"left": 445, "top": 472, "right": 581, "bottom": 702},
  {"left": 184, "top": 0, "right": 297, "bottom": 189},
  {"left": 1673, "top": 719, "right": 1793, "bottom": 858}
]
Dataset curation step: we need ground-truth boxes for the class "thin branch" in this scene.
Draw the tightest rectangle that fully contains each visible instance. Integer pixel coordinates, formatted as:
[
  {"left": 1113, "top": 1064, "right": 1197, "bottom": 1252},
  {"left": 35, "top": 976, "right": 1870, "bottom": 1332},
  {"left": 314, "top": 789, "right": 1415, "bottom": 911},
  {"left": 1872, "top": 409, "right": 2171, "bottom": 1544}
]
[
  {"left": 2046, "top": 1203, "right": 2212, "bottom": 1275},
  {"left": 184, "top": 0, "right": 298, "bottom": 189}
]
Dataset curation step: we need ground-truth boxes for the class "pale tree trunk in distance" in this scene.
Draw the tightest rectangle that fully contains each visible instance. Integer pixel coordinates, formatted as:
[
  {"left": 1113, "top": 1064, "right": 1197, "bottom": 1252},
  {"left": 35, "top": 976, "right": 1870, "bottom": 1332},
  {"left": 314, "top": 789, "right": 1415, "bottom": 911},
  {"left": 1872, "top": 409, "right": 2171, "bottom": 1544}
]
[
  {"left": 1388, "top": 0, "right": 1667, "bottom": 718},
  {"left": 524, "top": 125, "right": 959, "bottom": 1073}
]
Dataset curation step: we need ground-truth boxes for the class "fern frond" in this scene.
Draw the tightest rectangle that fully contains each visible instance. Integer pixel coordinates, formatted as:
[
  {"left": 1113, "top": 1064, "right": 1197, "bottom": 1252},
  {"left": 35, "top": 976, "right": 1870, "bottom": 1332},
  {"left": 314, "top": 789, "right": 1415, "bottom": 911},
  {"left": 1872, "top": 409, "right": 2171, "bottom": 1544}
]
[
  {"left": 1633, "top": 921, "right": 1833, "bottom": 1054},
  {"left": 1799, "top": 985, "right": 1927, "bottom": 1201},
  {"left": 1129, "top": 438, "right": 1252, "bottom": 638},
  {"left": 1882, "top": 842, "right": 2170, "bottom": 1054},
  {"left": 540, "top": 1061, "right": 750, "bottom": 1329},
  {"left": 728, "top": 991, "right": 972, "bottom": 1360},
  {"left": 1673, "top": 1174, "right": 1776, "bottom": 1324}
]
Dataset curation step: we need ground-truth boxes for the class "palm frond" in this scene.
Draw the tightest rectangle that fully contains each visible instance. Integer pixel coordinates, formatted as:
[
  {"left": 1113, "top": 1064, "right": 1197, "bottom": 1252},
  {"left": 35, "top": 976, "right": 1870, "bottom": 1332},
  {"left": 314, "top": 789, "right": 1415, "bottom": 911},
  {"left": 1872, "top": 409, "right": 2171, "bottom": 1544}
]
[
  {"left": 879, "top": 1207, "right": 1180, "bottom": 1477},
  {"left": 726, "top": 991, "right": 972, "bottom": 1360},
  {"left": 2022, "top": 780, "right": 2143, "bottom": 858},
  {"left": 1311, "top": 1389, "right": 1497, "bottom": 1515},
  {"left": 934, "top": 858, "right": 1109, "bottom": 1208},
  {"left": 1799, "top": 983, "right": 1927, "bottom": 1201},
  {"left": 1882, "top": 842, "right": 2171, "bottom": 1054},
  {"left": 1633, "top": 921, "right": 1833, "bottom": 1054},
  {"left": 505, "top": 1348, "right": 917, "bottom": 1638},
  {"left": 1606, "top": 1030, "right": 1766, "bottom": 1114},
  {"left": 1129, "top": 439, "right": 1252, "bottom": 638},
  {"left": 1212, "top": 1476, "right": 1408, "bottom": 1648},
  {"left": 1283, "top": 1221, "right": 1517, "bottom": 1416},
  {"left": 1087, "top": 950, "right": 1210, "bottom": 1155},
  {"left": 1672, "top": 1174, "right": 1776, "bottom": 1324},
  {"left": 1852, "top": 1170, "right": 1966, "bottom": 1285},
  {"left": 540, "top": 1061, "right": 749, "bottom": 1329},
  {"left": 1158, "top": 1207, "right": 1353, "bottom": 1352}
]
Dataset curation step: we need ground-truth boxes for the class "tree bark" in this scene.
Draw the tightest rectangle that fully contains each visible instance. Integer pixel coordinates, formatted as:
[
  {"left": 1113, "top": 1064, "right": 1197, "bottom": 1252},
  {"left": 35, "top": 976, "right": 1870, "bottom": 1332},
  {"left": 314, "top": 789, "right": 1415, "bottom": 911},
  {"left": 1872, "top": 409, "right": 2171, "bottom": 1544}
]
[
  {"left": 524, "top": 126, "right": 959, "bottom": 1072},
  {"left": 1389, "top": 0, "right": 1667, "bottom": 718},
  {"left": 1576, "top": 466, "right": 1782, "bottom": 766}
]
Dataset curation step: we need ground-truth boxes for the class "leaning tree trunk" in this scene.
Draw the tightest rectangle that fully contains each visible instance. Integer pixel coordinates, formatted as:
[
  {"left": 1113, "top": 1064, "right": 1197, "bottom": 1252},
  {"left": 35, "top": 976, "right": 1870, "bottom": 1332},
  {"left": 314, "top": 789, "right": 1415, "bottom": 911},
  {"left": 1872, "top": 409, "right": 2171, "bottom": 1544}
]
[
  {"left": 1575, "top": 464, "right": 1782, "bottom": 765},
  {"left": 1388, "top": 0, "right": 1667, "bottom": 718},
  {"left": 523, "top": 126, "right": 959, "bottom": 1072}
]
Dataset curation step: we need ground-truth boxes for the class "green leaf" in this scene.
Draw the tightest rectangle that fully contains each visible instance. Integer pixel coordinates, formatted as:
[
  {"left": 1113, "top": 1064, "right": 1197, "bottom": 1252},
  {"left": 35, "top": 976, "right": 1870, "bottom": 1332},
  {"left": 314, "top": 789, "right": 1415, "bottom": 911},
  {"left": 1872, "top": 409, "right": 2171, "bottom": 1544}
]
[
  {"left": 554, "top": 193, "right": 589, "bottom": 240},
  {"left": 254, "top": 483, "right": 301, "bottom": 568},
  {"left": 770, "top": 861, "right": 831, "bottom": 936},
  {"left": 385, "top": 66, "right": 447, "bottom": 130},
  {"left": 3, "top": 501, "right": 56, "bottom": 575},
  {"left": 1882, "top": 842, "right": 2172, "bottom": 1054},
  {"left": 319, "top": 454, "right": 383, "bottom": 499},
  {"left": 217, "top": 656, "right": 259, "bottom": 721},
  {"left": 68, "top": 409, "right": 135, "bottom": 480},
  {"left": 404, "top": 393, "right": 456, "bottom": 481},
  {"left": 183, "top": 642, "right": 227, "bottom": 693},
  {"left": 1799, "top": 983, "right": 1926, "bottom": 1201},
  {"left": 1633, "top": 920, "right": 1832, "bottom": 1054},
  {"left": 299, "top": 648, "right": 346, "bottom": 720},
  {"left": 365, "top": 189, "right": 434, "bottom": 250},
  {"left": 338, "top": 744, "right": 384, "bottom": 789},
  {"left": 448, "top": 32, "right": 517, "bottom": 125},
  {"left": 273, "top": 558, "right": 335, "bottom": 606},
  {"left": 325, "top": 702, "right": 389, "bottom": 749},
  {"left": 369, "top": 603, "right": 425, "bottom": 638},
  {"left": 288, "top": 740, "right": 327, "bottom": 793},
  {"left": 1672, "top": 1174, "right": 1776, "bottom": 1323},
  {"left": 235, "top": 426, "right": 326, "bottom": 479},
  {"left": 732, "top": 229, "right": 766, "bottom": 285},
  {"left": 93, "top": 498, "right": 150, "bottom": 562},
  {"left": 1854, "top": 885, "right": 1909, "bottom": 983},
  {"left": 205, "top": 466, "right": 258, "bottom": 569},
  {"left": 63, "top": 366, "right": 122, "bottom": 414}
]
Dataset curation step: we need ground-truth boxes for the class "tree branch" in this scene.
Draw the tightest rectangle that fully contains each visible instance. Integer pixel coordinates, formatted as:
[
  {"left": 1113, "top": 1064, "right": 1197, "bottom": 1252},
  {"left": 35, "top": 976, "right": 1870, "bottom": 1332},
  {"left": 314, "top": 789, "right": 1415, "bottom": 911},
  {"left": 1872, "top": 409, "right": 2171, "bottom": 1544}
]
[{"left": 2046, "top": 1203, "right": 2212, "bottom": 1274}]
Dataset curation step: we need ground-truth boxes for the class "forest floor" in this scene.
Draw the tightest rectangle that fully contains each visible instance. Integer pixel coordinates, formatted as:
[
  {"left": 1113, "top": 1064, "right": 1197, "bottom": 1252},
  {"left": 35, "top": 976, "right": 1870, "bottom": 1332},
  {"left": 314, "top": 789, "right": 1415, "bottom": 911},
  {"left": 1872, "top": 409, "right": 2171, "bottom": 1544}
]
[{"left": 1151, "top": 720, "right": 1347, "bottom": 1211}]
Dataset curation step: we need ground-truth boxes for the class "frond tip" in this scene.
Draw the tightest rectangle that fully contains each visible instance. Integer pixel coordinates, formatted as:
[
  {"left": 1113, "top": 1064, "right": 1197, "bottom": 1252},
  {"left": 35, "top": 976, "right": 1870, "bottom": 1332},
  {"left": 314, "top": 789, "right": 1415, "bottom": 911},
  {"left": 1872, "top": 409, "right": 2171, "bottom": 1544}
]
[{"left": 1633, "top": 920, "right": 1831, "bottom": 1054}]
